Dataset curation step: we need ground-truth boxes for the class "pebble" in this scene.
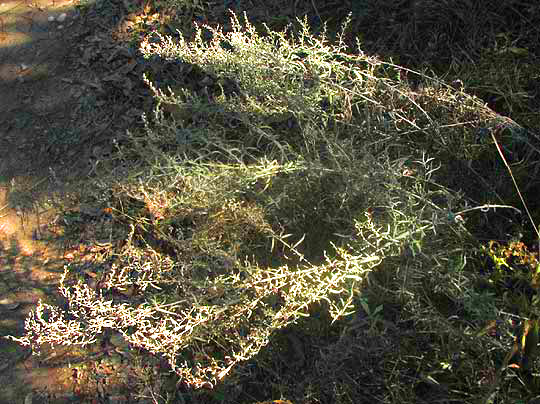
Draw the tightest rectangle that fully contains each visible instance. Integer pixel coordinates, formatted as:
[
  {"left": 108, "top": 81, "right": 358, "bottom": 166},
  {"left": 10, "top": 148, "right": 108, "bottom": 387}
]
[{"left": 48, "top": 13, "right": 67, "bottom": 23}]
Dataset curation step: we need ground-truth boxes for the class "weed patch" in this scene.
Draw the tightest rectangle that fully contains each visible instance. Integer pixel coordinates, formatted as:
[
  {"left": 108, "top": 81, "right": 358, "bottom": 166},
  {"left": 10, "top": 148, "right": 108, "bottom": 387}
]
[{"left": 5, "top": 4, "right": 540, "bottom": 403}]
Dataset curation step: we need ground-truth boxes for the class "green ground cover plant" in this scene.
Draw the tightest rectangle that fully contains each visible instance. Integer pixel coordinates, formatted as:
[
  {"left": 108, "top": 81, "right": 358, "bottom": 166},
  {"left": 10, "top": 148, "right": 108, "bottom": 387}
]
[{"left": 5, "top": 0, "right": 540, "bottom": 402}]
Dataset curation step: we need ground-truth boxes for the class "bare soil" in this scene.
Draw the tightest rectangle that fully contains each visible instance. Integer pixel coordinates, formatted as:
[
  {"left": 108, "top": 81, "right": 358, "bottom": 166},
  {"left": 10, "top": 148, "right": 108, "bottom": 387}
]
[{"left": 0, "top": 0, "right": 118, "bottom": 402}]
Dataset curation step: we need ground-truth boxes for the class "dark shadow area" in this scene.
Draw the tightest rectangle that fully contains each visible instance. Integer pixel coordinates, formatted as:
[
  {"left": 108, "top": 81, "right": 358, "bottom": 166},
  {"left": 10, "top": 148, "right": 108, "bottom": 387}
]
[
  {"left": 0, "top": 0, "right": 86, "bottom": 191},
  {"left": 0, "top": 233, "right": 71, "bottom": 402},
  {"left": 0, "top": 199, "right": 136, "bottom": 402}
]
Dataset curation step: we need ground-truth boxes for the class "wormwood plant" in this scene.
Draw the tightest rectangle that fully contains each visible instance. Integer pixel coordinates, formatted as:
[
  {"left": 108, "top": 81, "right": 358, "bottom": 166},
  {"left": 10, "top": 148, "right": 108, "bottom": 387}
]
[{"left": 8, "top": 11, "right": 520, "bottom": 401}]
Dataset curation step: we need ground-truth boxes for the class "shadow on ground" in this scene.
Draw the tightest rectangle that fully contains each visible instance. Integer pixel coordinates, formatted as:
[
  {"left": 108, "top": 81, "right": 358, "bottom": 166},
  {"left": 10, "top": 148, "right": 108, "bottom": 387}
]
[
  {"left": 0, "top": 0, "right": 111, "bottom": 401},
  {"left": 0, "top": 184, "right": 75, "bottom": 402}
]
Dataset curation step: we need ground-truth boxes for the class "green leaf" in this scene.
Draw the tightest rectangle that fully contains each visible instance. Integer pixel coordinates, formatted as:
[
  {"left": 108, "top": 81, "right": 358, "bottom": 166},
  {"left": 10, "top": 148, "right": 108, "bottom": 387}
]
[{"left": 507, "top": 47, "right": 529, "bottom": 57}]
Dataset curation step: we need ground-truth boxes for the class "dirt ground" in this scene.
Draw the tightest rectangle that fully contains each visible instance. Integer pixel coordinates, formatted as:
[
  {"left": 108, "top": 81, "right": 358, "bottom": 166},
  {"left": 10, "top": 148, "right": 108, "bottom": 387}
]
[{"left": 0, "top": 0, "right": 121, "bottom": 402}]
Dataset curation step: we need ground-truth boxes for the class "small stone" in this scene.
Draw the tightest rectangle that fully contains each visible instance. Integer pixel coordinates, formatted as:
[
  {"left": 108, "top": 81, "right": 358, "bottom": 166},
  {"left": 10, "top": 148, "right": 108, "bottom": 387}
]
[
  {"left": 47, "top": 15, "right": 55, "bottom": 22},
  {"left": 57, "top": 25, "right": 64, "bottom": 30},
  {"left": 57, "top": 12, "right": 67, "bottom": 22}
]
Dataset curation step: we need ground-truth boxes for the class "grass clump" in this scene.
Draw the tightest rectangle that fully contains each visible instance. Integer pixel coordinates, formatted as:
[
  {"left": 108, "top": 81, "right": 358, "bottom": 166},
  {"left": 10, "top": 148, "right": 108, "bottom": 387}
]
[
  {"left": 9, "top": 9, "right": 540, "bottom": 404},
  {"left": 343, "top": 0, "right": 540, "bottom": 131}
]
